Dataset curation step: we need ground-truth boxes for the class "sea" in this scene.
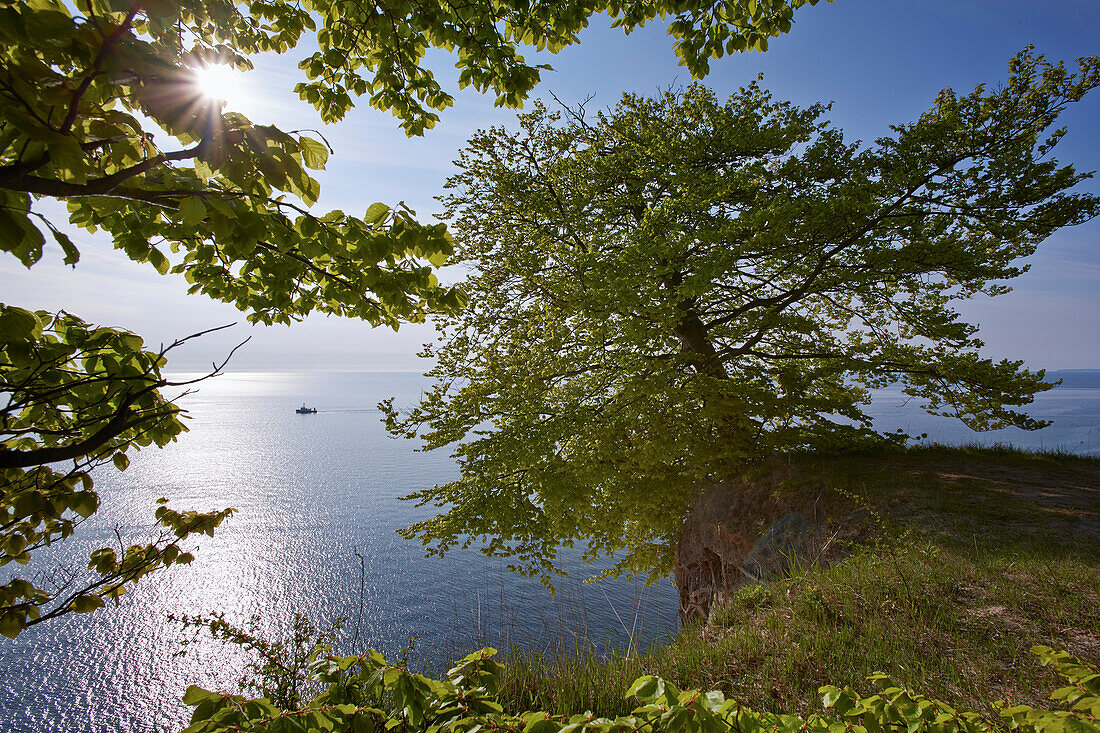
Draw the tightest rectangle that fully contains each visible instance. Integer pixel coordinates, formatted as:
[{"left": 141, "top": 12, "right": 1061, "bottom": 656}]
[{"left": 1, "top": 369, "right": 1098, "bottom": 732}]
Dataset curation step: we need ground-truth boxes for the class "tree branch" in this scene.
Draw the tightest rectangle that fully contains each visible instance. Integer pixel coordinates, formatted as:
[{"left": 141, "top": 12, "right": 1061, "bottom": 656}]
[{"left": 5, "top": 145, "right": 203, "bottom": 197}]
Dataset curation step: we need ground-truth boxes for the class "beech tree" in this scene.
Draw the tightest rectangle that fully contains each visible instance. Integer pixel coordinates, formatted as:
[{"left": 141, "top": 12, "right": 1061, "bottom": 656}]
[
  {"left": 384, "top": 51, "right": 1100, "bottom": 601},
  {"left": 0, "top": 0, "right": 822, "bottom": 637}
]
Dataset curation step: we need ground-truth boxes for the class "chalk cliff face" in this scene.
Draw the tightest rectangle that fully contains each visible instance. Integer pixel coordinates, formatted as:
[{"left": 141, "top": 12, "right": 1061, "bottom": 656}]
[{"left": 673, "top": 472, "right": 827, "bottom": 623}]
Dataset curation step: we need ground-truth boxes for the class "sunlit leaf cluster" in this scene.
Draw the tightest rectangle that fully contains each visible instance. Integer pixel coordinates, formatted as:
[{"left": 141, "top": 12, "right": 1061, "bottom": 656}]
[
  {"left": 0, "top": 306, "right": 233, "bottom": 638},
  {"left": 291, "top": 0, "right": 829, "bottom": 133},
  {"left": 386, "top": 51, "right": 1100, "bottom": 584},
  {"left": 0, "top": 0, "right": 466, "bottom": 328}
]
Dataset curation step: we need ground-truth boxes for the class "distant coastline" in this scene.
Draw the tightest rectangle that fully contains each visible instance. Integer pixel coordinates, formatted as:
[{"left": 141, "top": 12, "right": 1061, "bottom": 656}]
[{"left": 1046, "top": 369, "right": 1100, "bottom": 389}]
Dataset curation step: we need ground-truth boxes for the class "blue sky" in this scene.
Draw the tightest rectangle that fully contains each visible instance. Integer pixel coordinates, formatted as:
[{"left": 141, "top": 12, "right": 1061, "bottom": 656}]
[{"left": 3, "top": 0, "right": 1098, "bottom": 371}]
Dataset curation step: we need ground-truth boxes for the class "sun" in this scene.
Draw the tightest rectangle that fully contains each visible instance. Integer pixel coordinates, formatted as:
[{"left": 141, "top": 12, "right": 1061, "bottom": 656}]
[{"left": 192, "top": 64, "right": 244, "bottom": 107}]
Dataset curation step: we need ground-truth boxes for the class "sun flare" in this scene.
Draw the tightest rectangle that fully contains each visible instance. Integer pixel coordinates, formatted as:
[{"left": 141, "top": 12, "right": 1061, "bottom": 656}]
[{"left": 192, "top": 64, "right": 244, "bottom": 107}]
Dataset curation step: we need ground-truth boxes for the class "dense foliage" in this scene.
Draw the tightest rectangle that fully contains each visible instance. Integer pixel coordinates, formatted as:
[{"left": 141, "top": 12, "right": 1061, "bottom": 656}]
[
  {"left": 1, "top": 0, "right": 819, "bottom": 636},
  {"left": 177, "top": 644, "right": 1100, "bottom": 733},
  {"left": 384, "top": 51, "right": 1100, "bottom": 584}
]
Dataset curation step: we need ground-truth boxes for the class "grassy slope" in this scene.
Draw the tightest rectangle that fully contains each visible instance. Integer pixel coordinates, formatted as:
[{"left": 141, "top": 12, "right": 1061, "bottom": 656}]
[{"left": 495, "top": 446, "right": 1100, "bottom": 718}]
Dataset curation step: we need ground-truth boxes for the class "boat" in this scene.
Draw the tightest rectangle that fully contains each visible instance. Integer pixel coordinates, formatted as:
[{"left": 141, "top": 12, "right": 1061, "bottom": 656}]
[{"left": 295, "top": 403, "right": 317, "bottom": 414}]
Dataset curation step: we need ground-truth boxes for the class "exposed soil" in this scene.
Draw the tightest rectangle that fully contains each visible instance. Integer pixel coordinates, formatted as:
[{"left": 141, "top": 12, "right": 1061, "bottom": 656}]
[{"left": 674, "top": 467, "right": 836, "bottom": 623}]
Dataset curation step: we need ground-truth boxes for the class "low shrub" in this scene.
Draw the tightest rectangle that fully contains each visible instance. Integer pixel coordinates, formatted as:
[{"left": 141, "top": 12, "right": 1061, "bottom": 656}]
[{"left": 178, "top": 645, "right": 1098, "bottom": 733}]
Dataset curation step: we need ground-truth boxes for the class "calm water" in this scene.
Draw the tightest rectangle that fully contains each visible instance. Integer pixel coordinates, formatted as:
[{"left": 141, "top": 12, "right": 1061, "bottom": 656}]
[
  {"left": 866, "top": 381, "right": 1100, "bottom": 456},
  {"left": 1, "top": 371, "right": 677, "bottom": 733},
  {"left": 1, "top": 371, "right": 1097, "bottom": 732}
]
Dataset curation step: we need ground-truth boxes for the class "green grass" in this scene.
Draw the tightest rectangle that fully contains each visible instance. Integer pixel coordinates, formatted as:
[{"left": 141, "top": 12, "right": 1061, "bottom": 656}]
[{"left": 494, "top": 446, "right": 1100, "bottom": 718}]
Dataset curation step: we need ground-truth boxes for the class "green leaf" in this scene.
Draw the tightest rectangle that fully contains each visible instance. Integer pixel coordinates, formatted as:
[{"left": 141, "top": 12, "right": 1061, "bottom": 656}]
[
  {"left": 0, "top": 304, "right": 39, "bottom": 341},
  {"left": 364, "top": 202, "right": 390, "bottom": 225},
  {"left": 52, "top": 229, "right": 80, "bottom": 265},
  {"left": 51, "top": 135, "right": 88, "bottom": 177},
  {"left": 178, "top": 197, "right": 206, "bottom": 226},
  {"left": 182, "top": 685, "right": 219, "bottom": 706},
  {"left": 1063, "top": 717, "right": 1091, "bottom": 733},
  {"left": 820, "top": 686, "right": 843, "bottom": 707},
  {"left": 298, "top": 236, "right": 322, "bottom": 259},
  {"left": 626, "top": 676, "right": 660, "bottom": 701},
  {"left": 71, "top": 492, "right": 99, "bottom": 518},
  {"left": 0, "top": 612, "right": 25, "bottom": 639},
  {"left": 300, "top": 136, "right": 330, "bottom": 169},
  {"left": 147, "top": 247, "right": 170, "bottom": 275},
  {"left": 71, "top": 594, "right": 105, "bottom": 613},
  {"left": 351, "top": 713, "right": 375, "bottom": 733},
  {"left": 525, "top": 719, "right": 559, "bottom": 733},
  {"left": 0, "top": 207, "right": 45, "bottom": 266}
]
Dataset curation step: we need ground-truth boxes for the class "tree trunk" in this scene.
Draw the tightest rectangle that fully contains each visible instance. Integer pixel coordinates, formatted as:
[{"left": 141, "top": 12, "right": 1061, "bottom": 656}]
[
  {"left": 674, "top": 470, "right": 811, "bottom": 623},
  {"left": 673, "top": 481, "right": 746, "bottom": 623}
]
